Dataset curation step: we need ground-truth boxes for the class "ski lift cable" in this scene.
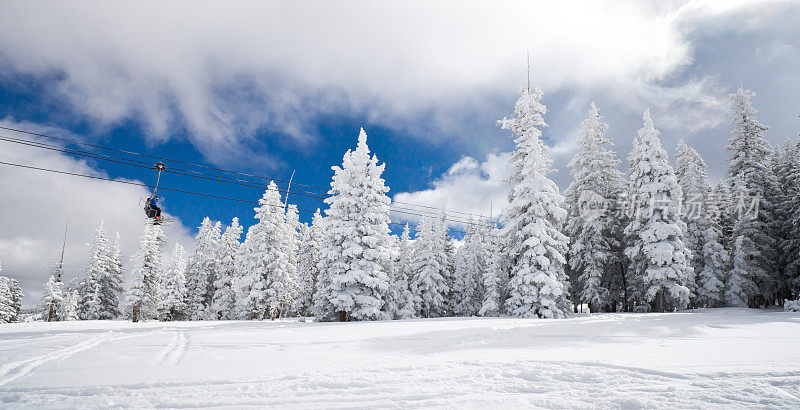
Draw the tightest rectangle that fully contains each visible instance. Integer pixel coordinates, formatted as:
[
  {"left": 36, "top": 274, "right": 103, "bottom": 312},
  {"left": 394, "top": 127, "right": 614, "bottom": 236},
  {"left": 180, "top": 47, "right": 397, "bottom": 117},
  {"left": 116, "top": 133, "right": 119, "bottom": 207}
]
[
  {"left": 0, "top": 134, "right": 487, "bottom": 226},
  {"left": 0, "top": 159, "right": 470, "bottom": 235},
  {"left": 0, "top": 125, "right": 490, "bottom": 219}
]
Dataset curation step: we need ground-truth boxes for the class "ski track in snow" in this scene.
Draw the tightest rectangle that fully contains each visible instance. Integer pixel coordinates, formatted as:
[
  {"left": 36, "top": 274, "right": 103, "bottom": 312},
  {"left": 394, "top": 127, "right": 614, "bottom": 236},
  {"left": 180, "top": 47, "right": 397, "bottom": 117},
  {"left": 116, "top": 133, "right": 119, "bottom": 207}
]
[
  {"left": 154, "top": 329, "right": 188, "bottom": 366},
  {"left": 0, "top": 331, "right": 117, "bottom": 388},
  {"left": 2, "top": 361, "right": 799, "bottom": 408}
]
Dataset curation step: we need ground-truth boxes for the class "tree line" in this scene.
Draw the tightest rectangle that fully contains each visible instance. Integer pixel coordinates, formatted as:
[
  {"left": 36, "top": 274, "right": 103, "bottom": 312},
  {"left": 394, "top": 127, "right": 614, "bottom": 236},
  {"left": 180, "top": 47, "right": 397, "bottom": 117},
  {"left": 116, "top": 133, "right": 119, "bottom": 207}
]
[{"left": 4, "top": 82, "right": 799, "bottom": 323}]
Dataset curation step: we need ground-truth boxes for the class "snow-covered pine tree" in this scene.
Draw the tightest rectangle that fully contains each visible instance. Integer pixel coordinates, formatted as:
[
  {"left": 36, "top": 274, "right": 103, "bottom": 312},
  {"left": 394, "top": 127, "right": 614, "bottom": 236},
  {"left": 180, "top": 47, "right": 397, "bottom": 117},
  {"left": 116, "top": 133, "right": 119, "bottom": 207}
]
[
  {"left": 435, "top": 210, "right": 456, "bottom": 316},
  {"left": 726, "top": 88, "right": 779, "bottom": 306},
  {"left": 184, "top": 217, "right": 220, "bottom": 320},
  {"left": 0, "top": 275, "right": 14, "bottom": 324},
  {"left": 452, "top": 220, "right": 486, "bottom": 316},
  {"left": 773, "top": 139, "right": 800, "bottom": 302},
  {"left": 296, "top": 210, "right": 323, "bottom": 317},
  {"left": 61, "top": 290, "right": 79, "bottom": 321},
  {"left": 0, "top": 260, "right": 23, "bottom": 323},
  {"left": 99, "top": 233, "right": 125, "bottom": 319},
  {"left": 211, "top": 218, "right": 242, "bottom": 320},
  {"left": 674, "top": 140, "right": 710, "bottom": 304},
  {"left": 697, "top": 188, "right": 728, "bottom": 307},
  {"left": 393, "top": 224, "right": 416, "bottom": 319},
  {"left": 565, "top": 102, "right": 625, "bottom": 312},
  {"left": 81, "top": 222, "right": 122, "bottom": 320},
  {"left": 381, "top": 233, "right": 402, "bottom": 319},
  {"left": 409, "top": 215, "right": 449, "bottom": 318},
  {"left": 783, "top": 139, "right": 800, "bottom": 299},
  {"left": 282, "top": 204, "right": 301, "bottom": 317},
  {"left": 479, "top": 224, "right": 504, "bottom": 317},
  {"left": 159, "top": 243, "right": 188, "bottom": 321},
  {"left": 41, "top": 274, "right": 63, "bottom": 321},
  {"left": 624, "top": 109, "right": 692, "bottom": 312},
  {"left": 499, "top": 85, "right": 571, "bottom": 319},
  {"left": 125, "top": 225, "right": 166, "bottom": 322},
  {"left": 314, "top": 128, "right": 392, "bottom": 322},
  {"left": 236, "top": 181, "right": 295, "bottom": 320}
]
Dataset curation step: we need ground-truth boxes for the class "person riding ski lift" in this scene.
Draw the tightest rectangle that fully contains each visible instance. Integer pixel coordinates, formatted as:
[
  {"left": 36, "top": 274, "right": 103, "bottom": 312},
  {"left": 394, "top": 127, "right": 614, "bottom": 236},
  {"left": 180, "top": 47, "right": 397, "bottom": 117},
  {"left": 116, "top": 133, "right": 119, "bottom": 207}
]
[{"left": 145, "top": 195, "right": 162, "bottom": 220}]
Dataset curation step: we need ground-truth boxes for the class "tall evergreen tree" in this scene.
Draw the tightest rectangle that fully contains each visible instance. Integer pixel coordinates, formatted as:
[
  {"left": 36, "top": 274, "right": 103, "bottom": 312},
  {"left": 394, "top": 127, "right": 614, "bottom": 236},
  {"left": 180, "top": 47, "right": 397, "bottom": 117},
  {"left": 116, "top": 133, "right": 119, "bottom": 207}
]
[
  {"left": 479, "top": 225, "right": 504, "bottom": 317},
  {"left": 726, "top": 88, "right": 779, "bottom": 306},
  {"left": 565, "top": 102, "right": 625, "bottom": 312},
  {"left": 409, "top": 216, "right": 449, "bottom": 318},
  {"left": 0, "top": 274, "right": 15, "bottom": 324},
  {"left": 624, "top": 109, "right": 692, "bottom": 312},
  {"left": 499, "top": 85, "right": 571, "bottom": 318},
  {"left": 236, "top": 182, "right": 295, "bottom": 320},
  {"left": 41, "top": 274, "right": 63, "bottom": 321},
  {"left": 61, "top": 290, "right": 79, "bottom": 321},
  {"left": 125, "top": 225, "right": 165, "bottom": 321},
  {"left": 185, "top": 217, "right": 220, "bottom": 320},
  {"left": 452, "top": 220, "right": 487, "bottom": 316},
  {"left": 0, "top": 261, "right": 23, "bottom": 323},
  {"left": 211, "top": 218, "right": 242, "bottom": 319},
  {"left": 675, "top": 140, "right": 711, "bottom": 303},
  {"left": 392, "top": 224, "right": 416, "bottom": 319},
  {"left": 296, "top": 210, "right": 323, "bottom": 317},
  {"left": 101, "top": 233, "right": 125, "bottom": 319},
  {"left": 773, "top": 139, "right": 800, "bottom": 301},
  {"left": 159, "top": 243, "right": 188, "bottom": 321},
  {"left": 315, "top": 128, "right": 392, "bottom": 322}
]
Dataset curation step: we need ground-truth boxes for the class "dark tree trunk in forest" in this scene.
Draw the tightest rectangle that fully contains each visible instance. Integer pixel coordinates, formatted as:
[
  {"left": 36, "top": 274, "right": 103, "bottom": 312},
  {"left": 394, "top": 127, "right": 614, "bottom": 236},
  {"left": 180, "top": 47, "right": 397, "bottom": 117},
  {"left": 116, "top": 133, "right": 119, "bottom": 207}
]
[
  {"left": 652, "top": 290, "right": 665, "bottom": 313},
  {"left": 132, "top": 305, "right": 139, "bottom": 323},
  {"left": 338, "top": 310, "right": 347, "bottom": 322},
  {"left": 620, "top": 261, "right": 629, "bottom": 312}
]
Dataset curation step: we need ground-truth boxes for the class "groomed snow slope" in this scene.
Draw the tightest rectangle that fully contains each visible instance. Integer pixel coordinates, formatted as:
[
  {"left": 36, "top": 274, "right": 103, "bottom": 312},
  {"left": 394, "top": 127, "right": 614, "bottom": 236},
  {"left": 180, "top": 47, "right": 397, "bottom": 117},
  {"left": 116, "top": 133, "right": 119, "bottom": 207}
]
[{"left": 1, "top": 308, "right": 798, "bottom": 408}]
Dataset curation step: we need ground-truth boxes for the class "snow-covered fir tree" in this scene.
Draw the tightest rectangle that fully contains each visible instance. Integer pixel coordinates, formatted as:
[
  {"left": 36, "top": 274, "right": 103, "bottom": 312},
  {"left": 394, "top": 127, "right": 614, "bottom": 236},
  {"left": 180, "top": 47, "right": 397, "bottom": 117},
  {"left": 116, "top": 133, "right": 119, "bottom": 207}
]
[
  {"left": 314, "top": 128, "right": 392, "bottom": 322},
  {"left": 125, "top": 225, "right": 166, "bottom": 321},
  {"left": 0, "top": 261, "right": 23, "bottom": 323},
  {"left": 697, "top": 189, "right": 728, "bottom": 307},
  {"left": 295, "top": 210, "right": 323, "bottom": 317},
  {"left": 41, "top": 274, "right": 63, "bottom": 321},
  {"left": 409, "top": 215, "right": 449, "bottom": 318},
  {"left": 498, "top": 85, "right": 571, "bottom": 318},
  {"left": 565, "top": 102, "right": 624, "bottom": 312},
  {"left": 100, "top": 233, "right": 125, "bottom": 319},
  {"left": 282, "top": 204, "right": 301, "bottom": 317},
  {"left": 479, "top": 225, "right": 504, "bottom": 317},
  {"left": 0, "top": 273, "right": 16, "bottom": 324},
  {"left": 184, "top": 217, "right": 220, "bottom": 320},
  {"left": 381, "top": 233, "right": 403, "bottom": 319},
  {"left": 452, "top": 220, "right": 487, "bottom": 316},
  {"left": 391, "top": 224, "right": 416, "bottom": 319},
  {"left": 211, "top": 218, "right": 242, "bottom": 320},
  {"left": 624, "top": 109, "right": 692, "bottom": 312},
  {"left": 726, "top": 88, "right": 779, "bottom": 307},
  {"left": 159, "top": 243, "right": 188, "bottom": 321},
  {"left": 236, "top": 182, "right": 296, "bottom": 320},
  {"left": 81, "top": 222, "right": 122, "bottom": 320},
  {"left": 773, "top": 139, "right": 800, "bottom": 302},
  {"left": 61, "top": 290, "right": 79, "bottom": 321},
  {"left": 435, "top": 210, "right": 456, "bottom": 316},
  {"left": 674, "top": 140, "right": 707, "bottom": 303}
]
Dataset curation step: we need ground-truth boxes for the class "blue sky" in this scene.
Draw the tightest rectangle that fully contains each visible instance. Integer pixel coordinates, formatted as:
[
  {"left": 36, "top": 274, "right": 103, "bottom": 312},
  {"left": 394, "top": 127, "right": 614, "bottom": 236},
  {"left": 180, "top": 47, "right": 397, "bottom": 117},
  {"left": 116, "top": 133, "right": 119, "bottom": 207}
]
[{"left": 1, "top": 0, "right": 798, "bottom": 302}]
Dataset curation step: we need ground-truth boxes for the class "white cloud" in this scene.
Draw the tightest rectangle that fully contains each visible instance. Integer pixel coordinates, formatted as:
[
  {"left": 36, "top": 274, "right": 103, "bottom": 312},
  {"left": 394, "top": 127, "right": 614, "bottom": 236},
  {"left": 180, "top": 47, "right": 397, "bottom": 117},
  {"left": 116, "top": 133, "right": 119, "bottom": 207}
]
[
  {"left": 0, "top": 0, "right": 773, "bottom": 164},
  {"left": 392, "top": 152, "right": 512, "bottom": 226},
  {"left": 0, "top": 120, "right": 195, "bottom": 305}
]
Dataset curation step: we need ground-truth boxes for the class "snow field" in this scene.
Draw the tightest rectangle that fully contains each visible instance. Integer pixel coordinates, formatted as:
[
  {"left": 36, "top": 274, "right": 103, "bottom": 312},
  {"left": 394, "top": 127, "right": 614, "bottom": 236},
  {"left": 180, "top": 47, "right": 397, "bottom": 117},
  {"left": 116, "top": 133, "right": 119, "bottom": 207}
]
[{"left": 1, "top": 308, "right": 799, "bottom": 408}]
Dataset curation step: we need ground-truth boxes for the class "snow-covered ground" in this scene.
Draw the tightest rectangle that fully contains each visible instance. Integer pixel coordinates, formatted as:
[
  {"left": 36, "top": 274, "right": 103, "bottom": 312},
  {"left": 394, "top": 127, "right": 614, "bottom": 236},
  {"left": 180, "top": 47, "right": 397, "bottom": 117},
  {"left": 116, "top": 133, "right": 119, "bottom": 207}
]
[{"left": 1, "top": 308, "right": 799, "bottom": 408}]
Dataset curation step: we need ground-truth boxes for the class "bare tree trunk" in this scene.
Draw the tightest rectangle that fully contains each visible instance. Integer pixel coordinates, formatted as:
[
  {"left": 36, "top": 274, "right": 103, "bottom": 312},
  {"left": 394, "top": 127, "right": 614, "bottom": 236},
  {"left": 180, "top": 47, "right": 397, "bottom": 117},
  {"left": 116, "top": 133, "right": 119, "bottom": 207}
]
[
  {"left": 338, "top": 310, "right": 347, "bottom": 322},
  {"left": 132, "top": 305, "right": 139, "bottom": 323}
]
